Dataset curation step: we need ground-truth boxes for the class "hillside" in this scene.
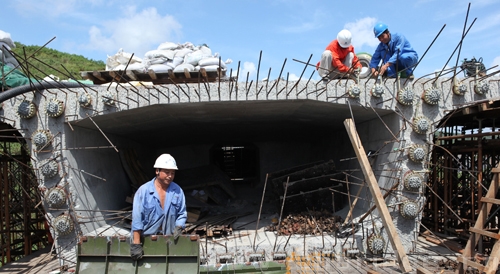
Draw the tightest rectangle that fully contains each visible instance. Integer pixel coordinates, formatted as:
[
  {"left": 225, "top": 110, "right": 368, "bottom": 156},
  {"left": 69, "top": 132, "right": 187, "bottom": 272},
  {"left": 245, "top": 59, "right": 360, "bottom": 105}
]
[{"left": 10, "top": 42, "right": 105, "bottom": 81}]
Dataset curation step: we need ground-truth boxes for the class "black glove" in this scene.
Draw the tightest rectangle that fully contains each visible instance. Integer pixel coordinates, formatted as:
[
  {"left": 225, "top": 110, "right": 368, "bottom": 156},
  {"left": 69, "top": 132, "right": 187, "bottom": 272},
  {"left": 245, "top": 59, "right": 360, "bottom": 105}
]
[
  {"left": 173, "top": 226, "right": 182, "bottom": 240},
  {"left": 130, "top": 243, "right": 143, "bottom": 261}
]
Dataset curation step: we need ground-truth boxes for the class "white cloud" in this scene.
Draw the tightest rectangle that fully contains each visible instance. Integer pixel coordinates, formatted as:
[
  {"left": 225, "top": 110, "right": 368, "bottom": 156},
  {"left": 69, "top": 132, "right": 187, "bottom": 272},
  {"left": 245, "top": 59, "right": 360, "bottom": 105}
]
[
  {"left": 86, "top": 6, "right": 182, "bottom": 57},
  {"left": 344, "top": 17, "right": 379, "bottom": 49},
  {"left": 232, "top": 62, "right": 256, "bottom": 80},
  {"left": 288, "top": 73, "right": 300, "bottom": 81}
]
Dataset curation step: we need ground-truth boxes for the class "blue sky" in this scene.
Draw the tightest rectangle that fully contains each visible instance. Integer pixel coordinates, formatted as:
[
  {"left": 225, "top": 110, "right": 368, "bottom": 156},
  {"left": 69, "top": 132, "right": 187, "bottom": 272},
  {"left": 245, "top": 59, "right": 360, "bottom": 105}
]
[{"left": 2, "top": 0, "right": 499, "bottom": 80}]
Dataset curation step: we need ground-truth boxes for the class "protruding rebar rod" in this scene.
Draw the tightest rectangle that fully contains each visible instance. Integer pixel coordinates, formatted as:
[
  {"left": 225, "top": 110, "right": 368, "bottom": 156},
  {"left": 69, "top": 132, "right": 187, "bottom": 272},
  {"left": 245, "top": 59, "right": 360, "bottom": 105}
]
[
  {"left": 253, "top": 173, "right": 269, "bottom": 251},
  {"left": 86, "top": 114, "right": 119, "bottom": 153},
  {"left": 298, "top": 70, "right": 315, "bottom": 96},
  {"left": 255, "top": 50, "right": 262, "bottom": 94},
  {"left": 273, "top": 176, "right": 289, "bottom": 253},
  {"left": 433, "top": 18, "right": 476, "bottom": 85},
  {"left": 268, "top": 58, "right": 287, "bottom": 96},
  {"left": 288, "top": 54, "right": 312, "bottom": 96},
  {"left": 452, "top": 3, "right": 471, "bottom": 85}
]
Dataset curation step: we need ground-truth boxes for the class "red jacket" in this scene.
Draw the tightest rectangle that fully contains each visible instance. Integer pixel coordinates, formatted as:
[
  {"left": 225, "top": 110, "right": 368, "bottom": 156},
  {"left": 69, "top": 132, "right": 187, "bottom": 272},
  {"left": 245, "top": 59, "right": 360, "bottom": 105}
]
[{"left": 316, "top": 39, "right": 362, "bottom": 73}]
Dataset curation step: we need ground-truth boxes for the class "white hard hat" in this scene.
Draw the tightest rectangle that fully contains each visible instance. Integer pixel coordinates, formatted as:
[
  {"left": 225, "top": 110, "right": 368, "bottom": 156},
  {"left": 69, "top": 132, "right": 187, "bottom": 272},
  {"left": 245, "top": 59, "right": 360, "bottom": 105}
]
[
  {"left": 337, "top": 29, "right": 352, "bottom": 48},
  {"left": 153, "top": 154, "right": 178, "bottom": 170}
]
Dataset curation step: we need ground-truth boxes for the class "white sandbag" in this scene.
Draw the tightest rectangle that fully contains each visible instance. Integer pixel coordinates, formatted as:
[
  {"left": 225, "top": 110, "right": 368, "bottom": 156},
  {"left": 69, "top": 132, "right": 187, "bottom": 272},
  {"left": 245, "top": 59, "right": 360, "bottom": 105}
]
[
  {"left": 144, "top": 49, "right": 175, "bottom": 60},
  {"left": 148, "top": 64, "right": 174, "bottom": 73},
  {"left": 166, "top": 57, "right": 184, "bottom": 68},
  {"left": 199, "top": 45, "right": 212, "bottom": 57},
  {"left": 198, "top": 57, "right": 226, "bottom": 68},
  {"left": 173, "top": 63, "right": 195, "bottom": 73},
  {"left": 157, "top": 42, "right": 179, "bottom": 51},
  {"left": 111, "top": 64, "right": 126, "bottom": 71},
  {"left": 144, "top": 57, "right": 170, "bottom": 66},
  {"left": 106, "top": 48, "right": 142, "bottom": 70},
  {"left": 201, "top": 65, "right": 226, "bottom": 72},
  {"left": 183, "top": 50, "right": 204, "bottom": 65},
  {"left": 124, "top": 62, "right": 146, "bottom": 72},
  {"left": 0, "top": 30, "right": 15, "bottom": 49},
  {"left": 174, "top": 48, "right": 192, "bottom": 58}
]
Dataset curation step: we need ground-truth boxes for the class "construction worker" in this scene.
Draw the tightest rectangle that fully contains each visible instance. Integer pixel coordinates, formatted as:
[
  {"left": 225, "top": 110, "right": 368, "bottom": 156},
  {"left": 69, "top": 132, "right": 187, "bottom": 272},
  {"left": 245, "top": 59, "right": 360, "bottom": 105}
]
[
  {"left": 317, "top": 29, "right": 362, "bottom": 82},
  {"left": 370, "top": 22, "right": 418, "bottom": 78},
  {"left": 130, "top": 154, "right": 187, "bottom": 261}
]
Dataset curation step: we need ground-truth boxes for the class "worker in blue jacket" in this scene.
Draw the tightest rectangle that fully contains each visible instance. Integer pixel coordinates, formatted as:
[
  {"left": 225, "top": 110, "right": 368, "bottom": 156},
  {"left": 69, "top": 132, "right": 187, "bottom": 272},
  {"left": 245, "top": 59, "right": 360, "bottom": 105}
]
[
  {"left": 370, "top": 22, "right": 418, "bottom": 78},
  {"left": 130, "top": 154, "right": 187, "bottom": 261}
]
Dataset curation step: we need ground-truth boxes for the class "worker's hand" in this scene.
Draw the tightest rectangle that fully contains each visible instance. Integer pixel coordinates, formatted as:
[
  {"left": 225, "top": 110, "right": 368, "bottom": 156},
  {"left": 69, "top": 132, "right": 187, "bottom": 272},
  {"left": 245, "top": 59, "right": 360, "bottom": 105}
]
[
  {"left": 173, "top": 226, "right": 182, "bottom": 240},
  {"left": 130, "top": 243, "right": 143, "bottom": 261},
  {"left": 353, "top": 68, "right": 360, "bottom": 77},
  {"left": 371, "top": 68, "right": 379, "bottom": 77}
]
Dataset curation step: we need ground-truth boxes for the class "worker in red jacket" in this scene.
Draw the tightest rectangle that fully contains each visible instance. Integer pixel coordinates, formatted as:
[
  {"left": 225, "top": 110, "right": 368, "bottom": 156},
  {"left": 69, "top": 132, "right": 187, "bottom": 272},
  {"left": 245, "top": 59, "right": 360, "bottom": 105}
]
[{"left": 316, "top": 29, "right": 362, "bottom": 82}]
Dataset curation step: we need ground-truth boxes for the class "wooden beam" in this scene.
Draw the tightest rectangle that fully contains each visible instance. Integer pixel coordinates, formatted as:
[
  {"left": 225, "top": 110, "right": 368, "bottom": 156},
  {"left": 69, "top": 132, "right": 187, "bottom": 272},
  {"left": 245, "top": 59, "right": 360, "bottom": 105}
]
[
  {"left": 468, "top": 227, "right": 500, "bottom": 240},
  {"left": 343, "top": 118, "right": 412, "bottom": 273},
  {"left": 416, "top": 267, "right": 433, "bottom": 274},
  {"left": 480, "top": 197, "right": 500, "bottom": 205}
]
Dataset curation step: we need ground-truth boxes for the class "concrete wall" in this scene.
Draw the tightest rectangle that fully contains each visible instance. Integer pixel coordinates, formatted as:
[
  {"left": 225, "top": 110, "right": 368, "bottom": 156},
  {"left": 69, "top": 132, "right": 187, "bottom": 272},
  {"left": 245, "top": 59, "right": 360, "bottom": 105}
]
[{"left": 1, "top": 75, "right": 499, "bottom": 267}]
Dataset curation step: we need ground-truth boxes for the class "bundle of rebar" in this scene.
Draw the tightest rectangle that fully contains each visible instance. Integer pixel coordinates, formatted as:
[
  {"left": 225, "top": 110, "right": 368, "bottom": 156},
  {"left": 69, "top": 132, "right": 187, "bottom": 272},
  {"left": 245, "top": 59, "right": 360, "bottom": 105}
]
[{"left": 267, "top": 211, "right": 343, "bottom": 235}]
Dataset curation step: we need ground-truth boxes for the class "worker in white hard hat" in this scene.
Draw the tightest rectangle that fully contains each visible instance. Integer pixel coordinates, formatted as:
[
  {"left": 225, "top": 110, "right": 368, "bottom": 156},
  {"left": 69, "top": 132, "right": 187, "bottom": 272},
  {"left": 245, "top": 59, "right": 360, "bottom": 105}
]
[
  {"left": 130, "top": 154, "right": 187, "bottom": 261},
  {"left": 316, "top": 29, "right": 362, "bottom": 83}
]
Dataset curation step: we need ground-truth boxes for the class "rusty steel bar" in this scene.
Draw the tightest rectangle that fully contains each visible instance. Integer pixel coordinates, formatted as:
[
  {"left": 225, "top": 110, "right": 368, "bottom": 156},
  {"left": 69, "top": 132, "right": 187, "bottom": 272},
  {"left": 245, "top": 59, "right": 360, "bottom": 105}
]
[
  {"left": 253, "top": 173, "right": 269, "bottom": 251},
  {"left": 85, "top": 114, "right": 119, "bottom": 153},
  {"left": 273, "top": 176, "right": 289, "bottom": 253}
]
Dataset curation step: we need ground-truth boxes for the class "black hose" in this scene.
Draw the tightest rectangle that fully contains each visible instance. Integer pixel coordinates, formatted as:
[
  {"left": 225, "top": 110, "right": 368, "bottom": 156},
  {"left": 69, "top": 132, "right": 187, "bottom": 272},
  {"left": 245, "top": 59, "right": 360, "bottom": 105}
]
[{"left": 0, "top": 81, "right": 93, "bottom": 103}]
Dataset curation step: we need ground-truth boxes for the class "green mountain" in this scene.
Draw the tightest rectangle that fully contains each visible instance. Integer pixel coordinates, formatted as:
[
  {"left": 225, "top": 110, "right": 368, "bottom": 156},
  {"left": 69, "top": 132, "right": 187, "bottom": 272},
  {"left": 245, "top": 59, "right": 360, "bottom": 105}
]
[{"left": 10, "top": 42, "right": 105, "bottom": 81}]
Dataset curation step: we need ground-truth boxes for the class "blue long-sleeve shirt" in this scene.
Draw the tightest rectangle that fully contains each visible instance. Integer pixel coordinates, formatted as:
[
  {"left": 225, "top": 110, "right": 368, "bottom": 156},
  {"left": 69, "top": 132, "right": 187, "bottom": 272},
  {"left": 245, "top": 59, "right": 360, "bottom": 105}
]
[
  {"left": 131, "top": 178, "right": 187, "bottom": 236},
  {"left": 369, "top": 32, "right": 418, "bottom": 70}
]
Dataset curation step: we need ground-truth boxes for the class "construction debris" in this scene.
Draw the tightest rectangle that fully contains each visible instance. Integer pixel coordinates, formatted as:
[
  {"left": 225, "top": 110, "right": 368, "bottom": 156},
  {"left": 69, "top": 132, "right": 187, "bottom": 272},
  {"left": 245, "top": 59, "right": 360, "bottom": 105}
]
[{"left": 266, "top": 211, "right": 343, "bottom": 235}]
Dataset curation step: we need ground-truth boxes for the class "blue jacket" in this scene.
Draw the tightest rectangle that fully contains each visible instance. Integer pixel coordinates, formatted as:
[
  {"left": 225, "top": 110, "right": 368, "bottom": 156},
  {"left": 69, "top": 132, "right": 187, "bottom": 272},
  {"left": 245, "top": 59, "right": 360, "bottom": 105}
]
[
  {"left": 369, "top": 32, "right": 418, "bottom": 70},
  {"left": 131, "top": 178, "right": 187, "bottom": 236}
]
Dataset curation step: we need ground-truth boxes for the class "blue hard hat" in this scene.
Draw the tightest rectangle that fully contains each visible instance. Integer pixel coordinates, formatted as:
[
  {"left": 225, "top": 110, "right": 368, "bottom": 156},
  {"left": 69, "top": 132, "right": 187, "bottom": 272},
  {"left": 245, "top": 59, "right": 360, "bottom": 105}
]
[{"left": 373, "top": 22, "right": 388, "bottom": 38}]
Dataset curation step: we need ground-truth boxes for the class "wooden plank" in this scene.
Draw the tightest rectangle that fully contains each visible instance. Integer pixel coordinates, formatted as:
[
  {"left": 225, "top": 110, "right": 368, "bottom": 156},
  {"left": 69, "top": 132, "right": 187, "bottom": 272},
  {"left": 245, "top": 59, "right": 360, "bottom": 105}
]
[
  {"left": 108, "top": 70, "right": 122, "bottom": 82},
  {"left": 92, "top": 71, "right": 106, "bottom": 81},
  {"left": 126, "top": 70, "right": 138, "bottom": 81},
  {"left": 483, "top": 244, "right": 500, "bottom": 274},
  {"left": 492, "top": 167, "right": 500, "bottom": 173},
  {"left": 200, "top": 68, "right": 208, "bottom": 78},
  {"left": 416, "top": 267, "right": 433, "bottom": 274},
  {"left": 343, "top": 119, "right": 412, "bottom": 273},
  {"left": 480, "top": 197, "right": 500, "bottom": 205},
  {"left": 458, "top": 165, "right": 500, "bottom": 273},
  {"left": 168, "top": 69, "right": 176, "bottom": 79},
  {"left": 184, "top": 68, "right": 191, "bottom": 78},
  {"left": 469, "top": 227, "right": 500, "bottom": 240},
  {"left": 457, "top": 256, "right": 484, "bottom": 271},
  {"left": 147, "top": 69, "right": 157, "bottom": 80}
]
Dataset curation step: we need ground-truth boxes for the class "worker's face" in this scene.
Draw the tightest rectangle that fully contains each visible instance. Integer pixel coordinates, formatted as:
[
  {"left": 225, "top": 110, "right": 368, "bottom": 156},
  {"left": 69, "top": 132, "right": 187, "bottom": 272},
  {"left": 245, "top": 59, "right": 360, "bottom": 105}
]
[
  {"left": 156, "top": 169, "right": 175, "bottom": 182},
  {"left": 378, "top": 31, "right": 390, "bottom": 44}
]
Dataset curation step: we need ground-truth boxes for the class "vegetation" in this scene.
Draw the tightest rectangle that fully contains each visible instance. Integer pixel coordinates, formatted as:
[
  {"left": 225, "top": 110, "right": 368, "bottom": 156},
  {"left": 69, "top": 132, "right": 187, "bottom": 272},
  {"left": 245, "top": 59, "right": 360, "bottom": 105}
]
[{"left": 10, "top": 42, "right": 105, "bottom": 81}]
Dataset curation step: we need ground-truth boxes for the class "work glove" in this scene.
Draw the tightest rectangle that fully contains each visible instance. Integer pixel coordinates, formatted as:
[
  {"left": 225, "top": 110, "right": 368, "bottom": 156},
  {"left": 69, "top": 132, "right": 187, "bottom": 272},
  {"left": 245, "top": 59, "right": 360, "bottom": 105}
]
[
  {"left": 130, "top": 243, "right": 143, "bottom": 261},
  {"left": 173, "top": 226, "right": 182, "bottom": 240}
]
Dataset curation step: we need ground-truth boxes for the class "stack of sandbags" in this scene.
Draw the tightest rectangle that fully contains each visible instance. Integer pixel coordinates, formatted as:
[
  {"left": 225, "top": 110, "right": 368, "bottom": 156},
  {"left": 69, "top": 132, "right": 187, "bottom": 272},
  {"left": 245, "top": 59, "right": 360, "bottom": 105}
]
[
  {"left": 106, "top": 42, "right": 232, "bottom": 74},
  {"left": 106, "top": 48, "right": 145, "bottom": 71},
  {"left": 144, "top": 41, "right": 232, "bottom": 74}
]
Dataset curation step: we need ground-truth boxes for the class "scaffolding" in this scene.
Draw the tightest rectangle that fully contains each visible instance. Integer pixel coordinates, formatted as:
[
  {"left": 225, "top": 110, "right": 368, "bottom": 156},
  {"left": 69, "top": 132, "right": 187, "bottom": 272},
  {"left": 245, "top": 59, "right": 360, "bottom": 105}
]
[
  {"left": 0, "top": 126, "right": 50, "bottom": 267},
  {"left": 424, "top": 101, "right": 500, "bottom": 255}
]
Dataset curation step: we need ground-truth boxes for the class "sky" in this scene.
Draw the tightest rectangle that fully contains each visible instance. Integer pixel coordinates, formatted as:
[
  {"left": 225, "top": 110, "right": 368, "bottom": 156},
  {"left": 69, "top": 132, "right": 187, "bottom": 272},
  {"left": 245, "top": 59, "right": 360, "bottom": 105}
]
[{"left": 2, "top": 0, "right": 500, "bottom": 81}]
